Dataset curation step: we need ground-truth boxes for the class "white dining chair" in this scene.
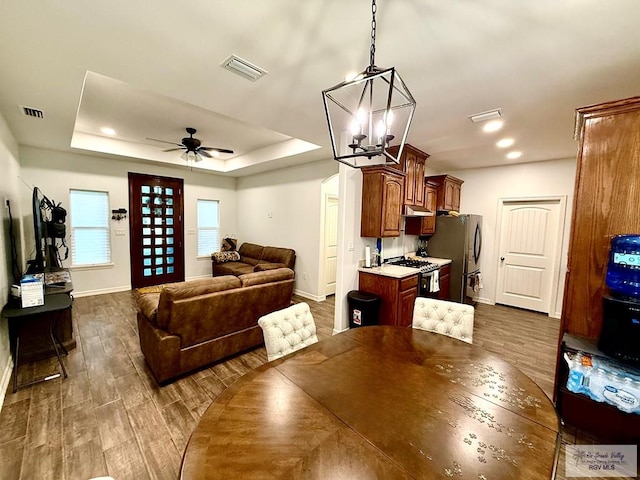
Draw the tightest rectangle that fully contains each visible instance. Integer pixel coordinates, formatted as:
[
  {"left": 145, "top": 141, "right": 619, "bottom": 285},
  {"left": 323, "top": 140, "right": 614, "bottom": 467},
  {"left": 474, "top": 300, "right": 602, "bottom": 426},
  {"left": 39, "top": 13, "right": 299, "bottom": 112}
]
[
  {"left": 412, "top": 297, "right": 474, "bottom": 344},
  {"left": 258, "top": 302, "right": 319, "bottom": 361}
]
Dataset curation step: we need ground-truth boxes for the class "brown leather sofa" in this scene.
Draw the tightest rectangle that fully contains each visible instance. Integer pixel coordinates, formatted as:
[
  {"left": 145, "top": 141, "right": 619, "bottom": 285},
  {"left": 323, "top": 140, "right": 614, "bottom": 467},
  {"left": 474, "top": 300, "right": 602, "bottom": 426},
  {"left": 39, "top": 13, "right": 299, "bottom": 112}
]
[
  {"left": 135, "top": 267, "right": 295, "bottom": 384},
  {"left": 212, "top": 242, "right": 296, "bottom": 277}
]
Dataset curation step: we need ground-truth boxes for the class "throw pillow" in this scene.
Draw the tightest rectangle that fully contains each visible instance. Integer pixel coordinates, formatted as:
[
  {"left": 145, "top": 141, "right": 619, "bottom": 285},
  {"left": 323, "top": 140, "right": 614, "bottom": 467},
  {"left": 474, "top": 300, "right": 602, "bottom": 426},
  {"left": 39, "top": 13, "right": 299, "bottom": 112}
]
[
  {"left": 221, "top": 237, "right": 237, "bottom": 252},
  {"left": 211, "top": 251, "right": 241, "bottom": 264}
]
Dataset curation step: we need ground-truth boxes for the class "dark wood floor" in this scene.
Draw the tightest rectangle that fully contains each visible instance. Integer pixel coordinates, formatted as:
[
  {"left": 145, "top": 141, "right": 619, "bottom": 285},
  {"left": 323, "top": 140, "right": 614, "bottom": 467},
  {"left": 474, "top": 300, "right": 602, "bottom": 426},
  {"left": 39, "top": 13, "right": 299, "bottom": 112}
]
[{"left": 0, "top": 293, "right": 610, "bottom": 480}]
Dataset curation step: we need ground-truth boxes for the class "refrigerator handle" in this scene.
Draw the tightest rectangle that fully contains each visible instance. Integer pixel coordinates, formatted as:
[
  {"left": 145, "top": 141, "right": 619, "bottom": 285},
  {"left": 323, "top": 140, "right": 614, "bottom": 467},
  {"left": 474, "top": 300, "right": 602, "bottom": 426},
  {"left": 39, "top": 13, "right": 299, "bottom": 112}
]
[{"left": 474, "top": 223, "right": 482, "bottom": 265}]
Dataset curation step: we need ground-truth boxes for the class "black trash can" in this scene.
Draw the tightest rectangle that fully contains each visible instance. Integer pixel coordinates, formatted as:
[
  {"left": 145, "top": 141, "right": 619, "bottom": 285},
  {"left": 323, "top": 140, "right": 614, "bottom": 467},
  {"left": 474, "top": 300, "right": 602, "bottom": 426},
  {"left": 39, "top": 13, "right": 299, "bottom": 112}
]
[{"left": 347, "top": 290, "right": 381, "bottom": 328}]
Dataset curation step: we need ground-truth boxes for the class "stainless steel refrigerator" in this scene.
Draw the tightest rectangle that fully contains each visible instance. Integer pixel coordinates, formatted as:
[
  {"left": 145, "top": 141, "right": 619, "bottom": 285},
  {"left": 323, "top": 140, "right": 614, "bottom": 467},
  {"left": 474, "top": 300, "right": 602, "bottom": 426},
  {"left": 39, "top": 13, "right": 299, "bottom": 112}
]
[{"left": 426, "top": 214, "right": 482, "bottom": 304}]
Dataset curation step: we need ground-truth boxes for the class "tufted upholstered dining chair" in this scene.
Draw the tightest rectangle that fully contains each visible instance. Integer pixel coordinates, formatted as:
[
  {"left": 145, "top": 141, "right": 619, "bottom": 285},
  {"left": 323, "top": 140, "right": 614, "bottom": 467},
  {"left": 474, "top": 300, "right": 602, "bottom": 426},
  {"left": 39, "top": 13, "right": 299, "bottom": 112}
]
[
  {"left": 412, "top": 297, "right": 474, "bottom": 344},
  {"left": 258, "top": 302, "right": 319, "bottom": 362}
]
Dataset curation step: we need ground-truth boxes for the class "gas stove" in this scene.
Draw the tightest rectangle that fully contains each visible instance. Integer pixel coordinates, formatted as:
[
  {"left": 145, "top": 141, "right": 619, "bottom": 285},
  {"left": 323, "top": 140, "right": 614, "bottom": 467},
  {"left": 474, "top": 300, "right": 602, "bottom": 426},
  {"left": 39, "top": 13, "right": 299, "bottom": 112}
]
[{"left": 386, "top": 256, "right": 440, "bottom": 273}]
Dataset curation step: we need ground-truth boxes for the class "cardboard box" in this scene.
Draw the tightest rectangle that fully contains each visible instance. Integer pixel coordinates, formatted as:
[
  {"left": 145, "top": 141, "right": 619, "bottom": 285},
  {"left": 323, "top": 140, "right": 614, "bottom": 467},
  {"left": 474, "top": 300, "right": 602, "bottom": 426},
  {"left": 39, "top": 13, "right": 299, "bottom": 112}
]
[{"left": 20, "top": 274, "right": 44, "bottom": 307}]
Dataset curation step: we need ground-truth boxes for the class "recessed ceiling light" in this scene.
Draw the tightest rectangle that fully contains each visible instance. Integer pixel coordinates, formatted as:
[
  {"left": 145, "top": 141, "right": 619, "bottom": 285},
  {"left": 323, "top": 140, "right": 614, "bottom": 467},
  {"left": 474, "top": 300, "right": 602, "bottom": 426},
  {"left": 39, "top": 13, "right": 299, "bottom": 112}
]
[
  {"left": 496, "top": 138, "right": 514, "bottom": 148},
  {"left": 506, "top": 151, "right": 522, "bottom": 159},
  {"left": 482, "top": 120, "right": 504, "bottom": 133},
  {"left": 101, "top": 127, "right": 116, "bottom": 136}
]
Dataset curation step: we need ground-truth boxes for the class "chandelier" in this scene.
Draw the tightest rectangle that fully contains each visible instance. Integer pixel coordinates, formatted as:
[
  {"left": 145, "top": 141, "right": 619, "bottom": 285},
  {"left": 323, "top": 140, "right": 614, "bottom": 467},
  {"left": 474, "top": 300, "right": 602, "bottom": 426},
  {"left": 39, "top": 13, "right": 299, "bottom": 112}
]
[{"left": 322, "top": 0, "right": 416, "bottom": 168}]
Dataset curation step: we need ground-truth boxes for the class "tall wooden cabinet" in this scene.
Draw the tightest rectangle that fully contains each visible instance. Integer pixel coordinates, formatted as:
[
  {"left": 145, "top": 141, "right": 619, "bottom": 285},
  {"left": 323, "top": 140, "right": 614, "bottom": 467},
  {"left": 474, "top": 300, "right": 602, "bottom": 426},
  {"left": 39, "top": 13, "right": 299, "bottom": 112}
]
[
  {"left": 554, "top": 96, "right": 640, "bottom": 440},
  {"left": 361, "top": 166, "right": 405, "bottom": 238}
]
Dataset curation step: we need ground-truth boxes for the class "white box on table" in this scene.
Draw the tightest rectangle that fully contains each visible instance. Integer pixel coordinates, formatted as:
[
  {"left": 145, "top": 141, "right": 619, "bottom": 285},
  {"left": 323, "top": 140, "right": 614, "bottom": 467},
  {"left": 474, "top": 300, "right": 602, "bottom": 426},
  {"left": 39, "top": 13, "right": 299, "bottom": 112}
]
[{"left": 20, "top": 274, "right": 44, "bottom": 307}]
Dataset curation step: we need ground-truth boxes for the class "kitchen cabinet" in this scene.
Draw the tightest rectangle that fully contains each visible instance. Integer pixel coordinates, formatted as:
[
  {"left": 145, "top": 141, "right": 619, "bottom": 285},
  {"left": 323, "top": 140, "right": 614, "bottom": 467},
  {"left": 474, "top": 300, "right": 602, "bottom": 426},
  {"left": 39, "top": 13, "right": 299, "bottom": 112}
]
[
  {"left": 361, "top": 166, "right": 405, "bottom": 238},
  {"left": 358, "top": 271, "right": 418, "bottom": 327},
  {"left": 404, "top": 180, "right": 438, "bottom": 236},
  {"left": 554, "top": 96, "right": 640, "bottom": 440},
  {"left": 389, "top": 144, "right": 430, "bottom": 208},
  {"left": 427, "top": 174, "right": 464, "bottom": 213}
]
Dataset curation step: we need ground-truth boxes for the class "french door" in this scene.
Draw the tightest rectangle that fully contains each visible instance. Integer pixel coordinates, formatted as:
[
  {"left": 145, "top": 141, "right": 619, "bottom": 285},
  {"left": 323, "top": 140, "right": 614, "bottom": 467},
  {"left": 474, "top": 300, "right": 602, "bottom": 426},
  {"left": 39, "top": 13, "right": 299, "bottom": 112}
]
[{"left": 128, "top": 173, "right": 185, "bottom": 288}]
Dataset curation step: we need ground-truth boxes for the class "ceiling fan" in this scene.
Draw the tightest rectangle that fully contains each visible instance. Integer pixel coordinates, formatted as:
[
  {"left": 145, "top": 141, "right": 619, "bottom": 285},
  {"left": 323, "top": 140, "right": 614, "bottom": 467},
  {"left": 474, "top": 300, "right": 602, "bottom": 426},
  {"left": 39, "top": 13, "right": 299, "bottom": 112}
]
[{"left": 146, "top": 127, "right": 234, "bottom": 161}]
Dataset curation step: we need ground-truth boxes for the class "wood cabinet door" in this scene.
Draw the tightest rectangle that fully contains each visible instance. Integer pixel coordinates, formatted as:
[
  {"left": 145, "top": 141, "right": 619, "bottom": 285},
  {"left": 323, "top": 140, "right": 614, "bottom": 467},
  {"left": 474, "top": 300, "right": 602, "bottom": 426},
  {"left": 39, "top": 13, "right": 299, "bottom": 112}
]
[
  {"left": 380, "top": 171, "right": 404, "bottom": 237},
  {"left": 399, "top": 287, "right": 417, "bottom": 327},
  {"left": 361, "top": 167, "right": 405, "bottom": 238},
  {"left": 452, "top": 182, "right": 461, "bottom": 212},
  {"left": 443, "top": 180, "right": 455, "bottom": 211},
  {"left": 425, "top": 184, "right": 437, "bottom": 213},
  {"left": 404, "top": 151, "right": 417, "bottom": 205},
  {"left": 438, "top": 265, "right": 451, "bottom": 300},
  {"left": 415, "top": 157, "right": 425, "bottom": 208}
]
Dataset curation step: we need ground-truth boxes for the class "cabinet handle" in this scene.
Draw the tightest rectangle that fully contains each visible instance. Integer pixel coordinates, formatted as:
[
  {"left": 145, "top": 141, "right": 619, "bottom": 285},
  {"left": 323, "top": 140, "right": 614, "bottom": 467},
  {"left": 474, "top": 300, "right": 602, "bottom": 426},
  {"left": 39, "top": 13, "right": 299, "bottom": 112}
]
[{"left": 500, "top": 257, "right": 505, "bottom": 261}]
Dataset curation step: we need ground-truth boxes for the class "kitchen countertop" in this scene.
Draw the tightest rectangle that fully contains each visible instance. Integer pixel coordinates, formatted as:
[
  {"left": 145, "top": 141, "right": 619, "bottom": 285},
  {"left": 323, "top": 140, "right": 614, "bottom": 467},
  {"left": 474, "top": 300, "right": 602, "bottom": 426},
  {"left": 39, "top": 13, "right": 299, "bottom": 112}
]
[{"left": 358, "top": 256, "right": 452, "bottom": 279}]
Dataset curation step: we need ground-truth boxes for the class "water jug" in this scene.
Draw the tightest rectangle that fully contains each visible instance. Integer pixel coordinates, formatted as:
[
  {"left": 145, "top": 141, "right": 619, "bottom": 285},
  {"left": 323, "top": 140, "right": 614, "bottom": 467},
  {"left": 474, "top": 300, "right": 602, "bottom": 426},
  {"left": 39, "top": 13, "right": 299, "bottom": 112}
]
[{"left": 606, "top": 234, "right": 640, "bottom": 299}]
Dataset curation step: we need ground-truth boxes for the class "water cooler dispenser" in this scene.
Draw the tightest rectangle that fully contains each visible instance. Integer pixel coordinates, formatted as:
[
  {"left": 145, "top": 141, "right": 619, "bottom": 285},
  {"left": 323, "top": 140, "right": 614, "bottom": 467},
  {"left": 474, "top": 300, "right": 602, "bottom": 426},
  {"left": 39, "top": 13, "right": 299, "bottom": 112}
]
[{"left": 599, "top": 235, "right": 640, "bottom": 363}]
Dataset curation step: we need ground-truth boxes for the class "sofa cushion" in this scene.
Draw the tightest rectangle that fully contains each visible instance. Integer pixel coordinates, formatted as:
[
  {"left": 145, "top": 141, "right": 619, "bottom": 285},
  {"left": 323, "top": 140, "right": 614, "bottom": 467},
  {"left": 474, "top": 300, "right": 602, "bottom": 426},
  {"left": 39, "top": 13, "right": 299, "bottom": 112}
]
[
  {"left": 213, "top": 262, "right": 256, "bottom": 276},
  {"left": 211, "top": 251, "right": 241, "bottom": 264},
  {"left": 157, "top": 276, "right": 241, "bottom": 329},
  {"left": 238, "top": 267, "right": 295, "bottom": 287},
  {"left": 254, "top": 262, "right": 287, "bottom": 272},
  {"left": 261, "top": 246, "right": 296, "bottom": 269},
  {"left": 238, "top": 243, "right": 264, "bottom": 266}
]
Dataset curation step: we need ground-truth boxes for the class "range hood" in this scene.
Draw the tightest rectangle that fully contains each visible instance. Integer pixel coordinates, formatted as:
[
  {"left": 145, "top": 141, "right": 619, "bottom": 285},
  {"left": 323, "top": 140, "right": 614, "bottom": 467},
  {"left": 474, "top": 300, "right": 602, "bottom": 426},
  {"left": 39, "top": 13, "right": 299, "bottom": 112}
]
[{"left": 403, "top": 205, "right": 434, "bottom": 217}]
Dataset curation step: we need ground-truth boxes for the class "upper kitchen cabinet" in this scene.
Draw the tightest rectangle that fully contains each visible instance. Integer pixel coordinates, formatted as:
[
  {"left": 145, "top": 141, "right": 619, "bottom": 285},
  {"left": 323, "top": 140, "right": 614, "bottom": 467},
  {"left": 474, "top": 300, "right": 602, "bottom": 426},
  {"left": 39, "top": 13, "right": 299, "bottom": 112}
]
[
  {"left": 389, "top": 144, "right": 430, "bottom": 208},
  {"left": 405, "top": 180, "right": 438, "bottom": 236},
  {"left": 427, "top": 174, "right": 464, "bottom": 213},
  {"left": 361, "top": 166, "right": 405, "bottom": 238}
]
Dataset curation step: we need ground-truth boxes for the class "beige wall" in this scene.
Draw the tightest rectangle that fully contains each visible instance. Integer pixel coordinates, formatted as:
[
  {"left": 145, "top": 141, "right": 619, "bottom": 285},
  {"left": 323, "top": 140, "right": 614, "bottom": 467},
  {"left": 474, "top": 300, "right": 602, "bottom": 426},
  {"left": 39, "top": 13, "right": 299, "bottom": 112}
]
[
  {"left": 19, "top": 146, "right": 238, "bottom": 295},
  {"left": 449, "top": 157, "right": 577, "bottom": 317},
  {"left": 0, "top": 112, "right": 23, "bottom": 404},
  {"left": 236, "top": 159, "right": 338, "bottom": 299}
]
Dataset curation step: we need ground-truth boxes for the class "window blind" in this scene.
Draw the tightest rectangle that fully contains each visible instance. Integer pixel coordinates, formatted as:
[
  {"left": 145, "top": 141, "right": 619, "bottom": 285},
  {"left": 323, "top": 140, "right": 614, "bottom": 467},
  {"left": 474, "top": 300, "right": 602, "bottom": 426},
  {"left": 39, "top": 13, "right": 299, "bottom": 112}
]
[
  {"left": 197, "top": 199, "right": 220, "bottom": 256},
  {"left": 70, "top": 190, "right": 111, "bottom": 265}
]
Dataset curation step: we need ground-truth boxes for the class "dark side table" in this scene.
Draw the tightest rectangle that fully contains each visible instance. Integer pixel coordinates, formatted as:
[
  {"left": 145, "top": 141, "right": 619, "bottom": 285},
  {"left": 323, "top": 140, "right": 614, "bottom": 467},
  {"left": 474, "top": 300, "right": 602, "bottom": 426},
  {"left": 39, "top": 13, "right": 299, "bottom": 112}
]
[{"left": 2, "top": 293, "right": 71, "bottom": 393}]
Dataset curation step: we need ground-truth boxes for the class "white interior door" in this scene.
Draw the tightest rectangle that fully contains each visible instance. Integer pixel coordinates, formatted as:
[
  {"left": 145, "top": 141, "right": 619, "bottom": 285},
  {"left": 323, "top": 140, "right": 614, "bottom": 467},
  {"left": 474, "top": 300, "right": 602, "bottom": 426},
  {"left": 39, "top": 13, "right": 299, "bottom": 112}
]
[
  {"left": 324, "top": 195, "right": 339, "bottom": 295},
  {"left": 495, "top": 198, "right": 563, "bottom": 313}
]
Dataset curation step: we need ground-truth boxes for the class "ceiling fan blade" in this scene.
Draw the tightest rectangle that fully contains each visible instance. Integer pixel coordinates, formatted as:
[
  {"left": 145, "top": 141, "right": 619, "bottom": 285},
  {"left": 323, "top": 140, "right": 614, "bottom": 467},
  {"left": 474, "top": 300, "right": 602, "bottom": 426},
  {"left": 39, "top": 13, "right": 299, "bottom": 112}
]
[
  {"left": 146, "top": 137, "right": 183, "bottom": 147},
  {"left": 198, "top": 150, "right": 212, "bottom": 158},
  {"left": 163, "top": 147, "right": 185, "bottom": 152},
  {"left": 200, "top": 146, "right": 234, "bottom": 154}
]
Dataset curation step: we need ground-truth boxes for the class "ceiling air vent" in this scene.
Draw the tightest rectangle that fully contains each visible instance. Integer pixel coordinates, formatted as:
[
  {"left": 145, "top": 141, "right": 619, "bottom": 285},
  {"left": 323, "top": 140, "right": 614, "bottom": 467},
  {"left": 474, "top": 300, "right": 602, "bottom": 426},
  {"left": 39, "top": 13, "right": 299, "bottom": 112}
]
[
  {"left": 221, "top": 54, "right": 267, "bottom": 82},
  {"left": 21, "top": 105, "right": 44, "bottom": 119},
  {"left": 468, "top": 108, "right": 502, "bottom": 123}
]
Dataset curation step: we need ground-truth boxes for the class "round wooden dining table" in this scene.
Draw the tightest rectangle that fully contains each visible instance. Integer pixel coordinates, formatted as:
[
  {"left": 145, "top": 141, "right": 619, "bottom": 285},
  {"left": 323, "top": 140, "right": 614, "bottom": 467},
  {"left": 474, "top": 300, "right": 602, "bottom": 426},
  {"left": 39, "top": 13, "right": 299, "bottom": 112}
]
[{"left": 180, "top": 326, "right": 560, "bottom": 479}]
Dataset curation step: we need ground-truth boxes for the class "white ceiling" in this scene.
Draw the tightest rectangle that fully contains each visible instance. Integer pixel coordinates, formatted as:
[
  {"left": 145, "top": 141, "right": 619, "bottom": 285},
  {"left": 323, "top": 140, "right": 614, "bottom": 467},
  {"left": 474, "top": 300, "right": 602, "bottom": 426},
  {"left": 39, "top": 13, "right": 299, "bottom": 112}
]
[{"left": 1, "top": 0, "right": 639, "bottom": 176}]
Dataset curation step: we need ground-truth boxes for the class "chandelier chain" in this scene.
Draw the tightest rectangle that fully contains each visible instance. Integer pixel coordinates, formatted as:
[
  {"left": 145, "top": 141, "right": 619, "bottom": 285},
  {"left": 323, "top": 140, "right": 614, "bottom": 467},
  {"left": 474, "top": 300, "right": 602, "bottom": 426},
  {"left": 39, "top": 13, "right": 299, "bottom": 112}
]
[{"left": 370, "top": 0, "right": 377, "bottom": 69}]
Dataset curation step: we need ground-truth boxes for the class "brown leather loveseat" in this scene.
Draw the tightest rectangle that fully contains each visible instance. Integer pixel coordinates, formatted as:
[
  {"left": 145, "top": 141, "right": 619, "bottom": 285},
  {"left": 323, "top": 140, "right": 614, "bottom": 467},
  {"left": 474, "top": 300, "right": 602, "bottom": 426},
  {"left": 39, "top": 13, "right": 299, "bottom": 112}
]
[
  {"left": 135, "top": 267, "right": 295, "bottom": 384},
  {"left": 212, "top": 242, "right": 296, "bottom": 277}
]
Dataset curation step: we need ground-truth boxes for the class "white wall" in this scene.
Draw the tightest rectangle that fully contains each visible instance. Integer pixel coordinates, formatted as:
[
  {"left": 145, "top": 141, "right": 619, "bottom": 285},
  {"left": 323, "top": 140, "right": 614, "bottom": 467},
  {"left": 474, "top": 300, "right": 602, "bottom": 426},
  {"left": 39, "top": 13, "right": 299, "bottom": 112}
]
[
  {"left": 448, "top": 158, "right": 577, "bottom": 317},
  {"left": 20, "top": 146, "right": 237, "bottom": 296},
  {"left": 0, "top": 112, "right": 23, "bottom": 407},
  {"left": 236, "top": 159, "right": 338, "bottom": 300}
]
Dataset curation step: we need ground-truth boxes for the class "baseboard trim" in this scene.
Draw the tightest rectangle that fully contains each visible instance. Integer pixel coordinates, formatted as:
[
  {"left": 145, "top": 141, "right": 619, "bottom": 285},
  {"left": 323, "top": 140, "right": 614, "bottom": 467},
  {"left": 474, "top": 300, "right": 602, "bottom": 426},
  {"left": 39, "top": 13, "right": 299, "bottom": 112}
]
[
  {"left": 294, "top": 290, "right": 326, "bottom": 302},
  {"left": 72, "top": 285, "right": 131, "bottom": 298},
  {"left": 473, "top": 296, "right": 493, "bottom": 305},
  {"left": 0, "top": 355, "right": 14, "bottom": 412}
]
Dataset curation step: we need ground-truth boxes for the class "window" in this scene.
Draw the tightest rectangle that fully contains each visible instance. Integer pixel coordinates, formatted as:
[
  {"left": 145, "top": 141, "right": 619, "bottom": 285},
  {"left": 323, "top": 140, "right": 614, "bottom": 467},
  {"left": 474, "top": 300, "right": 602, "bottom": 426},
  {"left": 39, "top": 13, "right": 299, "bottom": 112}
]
[
  {"left": 197, "top": 199, "right": 220, "bottom": 256},
  {"left": 69, "top": 190, "right": 111, "bottom": 266}
]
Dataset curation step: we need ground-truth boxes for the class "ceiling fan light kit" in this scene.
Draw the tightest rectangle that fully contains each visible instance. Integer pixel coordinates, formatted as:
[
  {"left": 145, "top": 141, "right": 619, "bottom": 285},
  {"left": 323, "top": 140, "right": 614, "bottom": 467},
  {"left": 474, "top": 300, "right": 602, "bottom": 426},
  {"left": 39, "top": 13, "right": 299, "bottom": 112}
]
[
  {"left": 146, "top": 127, "right": 234, "bottom": 167},
  {"left": 322, "top": 0, "right": 416, "bottom": 168}
]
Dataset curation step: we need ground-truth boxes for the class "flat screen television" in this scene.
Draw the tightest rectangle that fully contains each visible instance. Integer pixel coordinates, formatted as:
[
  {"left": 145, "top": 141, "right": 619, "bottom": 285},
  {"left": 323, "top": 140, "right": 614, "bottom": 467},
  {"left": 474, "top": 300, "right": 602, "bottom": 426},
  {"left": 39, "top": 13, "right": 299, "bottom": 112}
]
[{"left": 28, "top": 186, "right": 62, "bottom": 272}]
